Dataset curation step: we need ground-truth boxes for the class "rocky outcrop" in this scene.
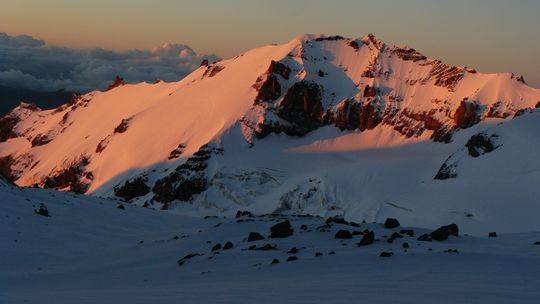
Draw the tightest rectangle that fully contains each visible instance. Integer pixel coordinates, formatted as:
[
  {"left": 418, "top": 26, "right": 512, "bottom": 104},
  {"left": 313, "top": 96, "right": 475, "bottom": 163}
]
[
  {"left": 41, "top": 156, "right": 92, "bottom": 193},
  {"left": 0, "top": 103, "right": 39, "bottom": 142},
  {"left": 331, "top": 99, "right": 382, "bottom": 131},
  {"left": 453, "top": 100, "right": 479, "bottom": 129},
  {"left": 277, "top": 81, "right": 324, "bottom": 136},
  {"left": 114, "top": 176, "right": 151, "bottom": 201},
  {"left": 392, "top": 47, "right": 427, "bottom": 62},
  {"left": 465, "top": 133, "right": 499, "bottom": 157},
  {"left": 106, "top": 75, "right": 125, "bottom": 91},
  {"left": 429, "top": 61, "right": 464, "bottom": 91},
  {"left": 253, "top": 61, "right": 291, "bottom": 104},
  {"left": 114, "top": 118, "right": 131, "bottom": 134},
  {"left": 152, "top": 145, "right": 223, "bottom": 202}
]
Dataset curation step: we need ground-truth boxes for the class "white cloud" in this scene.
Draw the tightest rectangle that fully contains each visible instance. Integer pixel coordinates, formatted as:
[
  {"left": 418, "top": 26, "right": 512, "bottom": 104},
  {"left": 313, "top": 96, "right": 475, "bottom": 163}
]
[{"left": 0, "top": 33, "right": 219, "bottom": 92}]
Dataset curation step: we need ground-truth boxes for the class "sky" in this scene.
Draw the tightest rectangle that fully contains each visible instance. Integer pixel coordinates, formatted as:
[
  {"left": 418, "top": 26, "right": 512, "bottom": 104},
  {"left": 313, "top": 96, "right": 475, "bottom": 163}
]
[{"left": 0, "top": 0, "right": 539, "bottom": 89}]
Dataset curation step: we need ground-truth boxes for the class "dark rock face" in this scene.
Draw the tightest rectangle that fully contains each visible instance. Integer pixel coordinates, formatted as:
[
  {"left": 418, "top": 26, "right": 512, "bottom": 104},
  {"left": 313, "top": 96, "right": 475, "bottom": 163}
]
[
  {"left": 347, "top": 40, "right": 360, "bottom": 51},
  {"left": 35, "top": 203, "right": 50, "bottom": 217},
  {"left": 434, "top": 163, "right": 457, "bottom": 180},
  {"left": 430, "top": 61, "right": 464, "bottom": 91},
  {"left": 270, "top": 220, "right": 294, "bottom": 238},
  {"left": 454, "top": 100, "right": 479, "bottom": 129},
  {"left": 152, "top": 145, "right": 221, "bottom": 202},
  {"left": 0, "top": 115, "right": 20, "bottom": 142},
  {"left": 31, "top": 133, "right": 54, "bottom": 147},
  {"left": 393, "top": 47, "right": 427, "bottom": 62},
  {"left": 200, "top": 59, "right": 209, "bottom": 67},
  {"left": 286, "top": 256, "right": 298, "bottom": 262},
  {"left": 278, "top": 81, "right": 324, "bottom": 136},
  {"left": 363, "top": 85, "right": 377, "bottom": 98},
  {"left": 384, "top": 218, "right": 400, "bottom": 229},
  {"left": 255, "top": 74, "right": 281, "bottom": 103},
  {"left": 358, "top": 231, "right": 375, "bottom": 246},
  {"left": 535, "top": 101, "right": 540, "bottom": 109},
  {"left": 465, "top": 133, "right": 498, "bottom": 157},
  {"left": 0, "top": 155, "right": 16, "bottom": 181},
  {"left": 168, "top": 143, "right": 186, "bottom": 160},
  {"left": 106, "top": 75, "right": 125, "bottom": 91},
  {"left": 114, "top": 177, "right": 150, "bottom": 201},
  {"left": 203, "top": 65, "right": 224, "bottom": 78},
  {"left": 267, "top": 60, "right": 290, "bottom": 80},
  {"left": 42, "top": 156, "right": 91, "bottom": 193},
  {"left": 177, "top": 253, "right": 202, "bottom": 267},
  {"left": 334, "top": 230, "right": 353, "bottom": 239},
  {"left": 332, "top": 99, "right": 382, "bottom": 132},
  {"left": 114, "top": 118, "right": 131, "bottom": 134},
  {"left": 247, "top": 232, "right": 265, "bottom": 242},
  {"left": 429, "top": 224, "right": 459, "bottom": 241},
  {"left": 379, "top": 251, "right": 393, "bottom": 257}
]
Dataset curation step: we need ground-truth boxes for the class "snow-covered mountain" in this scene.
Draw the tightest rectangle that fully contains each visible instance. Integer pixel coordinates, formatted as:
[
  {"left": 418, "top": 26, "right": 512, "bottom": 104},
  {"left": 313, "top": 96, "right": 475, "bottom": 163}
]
[{"left": 1, "top": 34, "right": 539, "bottom": 233}]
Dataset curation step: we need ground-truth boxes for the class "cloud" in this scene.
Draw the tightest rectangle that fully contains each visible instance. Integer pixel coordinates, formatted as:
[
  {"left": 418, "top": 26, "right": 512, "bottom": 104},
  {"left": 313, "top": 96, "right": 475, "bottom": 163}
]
[{"left": 0, "top": 33, "right": 219, "bottom": 92}]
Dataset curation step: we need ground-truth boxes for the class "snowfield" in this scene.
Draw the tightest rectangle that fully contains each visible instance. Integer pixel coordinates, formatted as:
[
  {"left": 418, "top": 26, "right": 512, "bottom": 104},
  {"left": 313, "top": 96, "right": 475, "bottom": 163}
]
[{"left": 1, "top": 184, "right": 540, "bottom": 304}]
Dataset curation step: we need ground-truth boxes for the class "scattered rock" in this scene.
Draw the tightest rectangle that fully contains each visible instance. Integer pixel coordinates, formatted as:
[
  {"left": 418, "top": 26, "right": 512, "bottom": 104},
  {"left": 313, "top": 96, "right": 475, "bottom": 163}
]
[
  {"left": 328, "top": 251, "right": 336, "bottom": 255},
  {"left": 417, "top": 234, "right": 433, "bottom": 242},
  {"left": 270, "top": 220, "right": 293, "bottom": 238},
  {"left": 358, "top": 231, "right": 375, "bottom": 246},
  {"left": 384, "top": 218, "right": 400, "bottom": 229},
  {"left": 400, "top": 229, "right": 415, "bottom": 237},
  {"left": 116, "top": 204, "right": 125, "bottom": 210},
  {"left": 211, "top": 243, "right": 222, "bottom": 251},
  {"left": 223, "top": 241, "right": 233, "bottom": 250},
  {"left": 247, "top": 232, "right": 265, "bottom": 242},
  {"left": 379, "top": 251, "right": 393, "bottom": 258},
  {"left": 334, "top": 230, "right": 353, "bottom": 239},
  {"left": 235, "top": 210, "right": 253, "bottom": 218},
  {"left": 271, "top": 258, "right": 280, "bottom": 264},
  {"left": 286, "top": 256, "right": 298, "bottom": 262},
  {"left": 34, "top": 203, "right": 50, "bottom": 217},
  {"left": 300, "top": 224, "right": 308, "bottom": 230},
  {"left": 287, "top": 247, "right": 300, "bottom": 254},
  {"left": 326, "top": 216, "right": 349, "bottom": 225},
  {"left": 430, "top": 224, "right": 459, "bottom": 241},
  {"left": 315, "top": 252, "right": 323, "bottom": 257},
  {"left": 250, "top": 244, "right": 276, "bottom": 251},
  {"left": 177, "top": 253, "right": 202, "bottom": 266}
]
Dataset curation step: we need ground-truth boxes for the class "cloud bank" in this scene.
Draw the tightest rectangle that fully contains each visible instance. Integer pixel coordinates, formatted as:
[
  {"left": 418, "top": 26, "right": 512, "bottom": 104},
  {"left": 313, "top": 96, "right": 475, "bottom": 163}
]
[{"left": 0, "top": 32, "right": 219, "bottom": 92}]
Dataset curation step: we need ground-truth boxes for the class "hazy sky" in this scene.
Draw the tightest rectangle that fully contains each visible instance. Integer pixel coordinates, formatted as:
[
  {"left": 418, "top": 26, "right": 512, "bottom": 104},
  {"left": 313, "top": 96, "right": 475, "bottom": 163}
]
[{"left": 2, "top": 0, "right": 539, "bottom": 87}]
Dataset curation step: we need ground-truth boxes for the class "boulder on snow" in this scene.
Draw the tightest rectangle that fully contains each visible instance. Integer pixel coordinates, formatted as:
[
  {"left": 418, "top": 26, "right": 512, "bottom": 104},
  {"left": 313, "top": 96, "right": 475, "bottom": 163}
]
[
  {"left": 488, "top": 232, "right": 497, "bottom": 238},
  {"left": 334, "top": 230, "right": 353, "bottom": 239},
  {"left": 379, "top": 251, "right": 393, "bottom": 257},
  {"left": 223, "top": 241, "right": 233, "bottom": 250},
  {"left": 269, "top": 220, "right": 293, "bottom": 238},
  {"left": 384, "top": 218, "right": 400, "bottom": 229},
  {"left": 35, "top": 203, "right": 50, "bottom": 217},
  {"left": 286, "top": 256, "right": 298, "bottom": 262},
  {"left": 211, "top": 243, "right": 222, "bottom": 251},
  {"left": 426, "top": 224, "right": 459, "bottom": 241},
  {"left": 247, "top": 232, "right": 265, "bottom": 242},
  {"left": 358, "top": 231, "right": 375, "bottom": 246}
]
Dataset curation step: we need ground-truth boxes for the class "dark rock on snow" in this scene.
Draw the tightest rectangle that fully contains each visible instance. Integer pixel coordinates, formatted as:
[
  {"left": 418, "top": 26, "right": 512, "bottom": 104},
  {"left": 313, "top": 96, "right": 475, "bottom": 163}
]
[
  {"left": 384, "top": 218, "right": 400, "bottom": 229},
  {"left": 334, "top": 230, "right": 353, "bottom": 239},
  {"left": 247, "top": 232, "right": 265, "bottom": 242},
  {"left": 358, "top": 231, "right": 375, "bottom": 246},
  {"left": 270, "top": 220, "right": 294, "bottom": 238}
]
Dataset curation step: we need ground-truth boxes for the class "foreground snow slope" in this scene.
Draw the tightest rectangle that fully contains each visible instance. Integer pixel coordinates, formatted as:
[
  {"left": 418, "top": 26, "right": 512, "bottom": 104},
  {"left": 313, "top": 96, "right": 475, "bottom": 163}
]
[
  {"left": 0, "top": 34, "right": 539, "bottom": 232},
  {"left": 1, "top": 185, "right": 540, "bottom": 304}
]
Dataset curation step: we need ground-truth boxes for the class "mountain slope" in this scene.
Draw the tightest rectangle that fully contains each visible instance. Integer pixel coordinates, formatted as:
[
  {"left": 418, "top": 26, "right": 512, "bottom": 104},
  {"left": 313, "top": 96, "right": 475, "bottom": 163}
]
[{"left": 0, "top": 34, "right": 539, "bottom": 232}]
